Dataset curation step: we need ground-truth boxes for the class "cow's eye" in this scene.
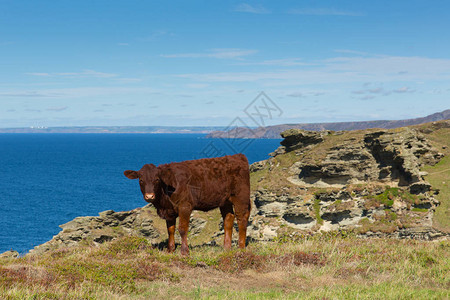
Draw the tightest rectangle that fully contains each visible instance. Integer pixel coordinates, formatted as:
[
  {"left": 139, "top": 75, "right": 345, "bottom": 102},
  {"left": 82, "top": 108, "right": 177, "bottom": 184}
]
[{"left": 139, "top": 180, "right": 144, "bottom": 184}]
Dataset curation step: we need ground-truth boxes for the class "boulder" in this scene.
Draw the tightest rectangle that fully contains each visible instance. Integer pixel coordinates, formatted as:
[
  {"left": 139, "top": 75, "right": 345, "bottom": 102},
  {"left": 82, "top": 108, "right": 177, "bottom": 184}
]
[
  {"left": 278, "top": 129, "right": 328, "bottom": 153},
  {"left": 0, "top": 250, "right": 19, "bottom": 259},
  {"left": 29, "top": 205, "right": 160, "bottom": 255}
]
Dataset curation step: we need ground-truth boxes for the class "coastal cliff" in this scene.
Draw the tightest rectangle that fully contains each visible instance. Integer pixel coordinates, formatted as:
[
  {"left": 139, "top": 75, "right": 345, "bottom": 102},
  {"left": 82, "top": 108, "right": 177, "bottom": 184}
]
[
  {"left": 246, "top": 122, "right": 449, "bottom": 241},
  {"left": 24, "top": 120, "right": 450, "bottom": 255}
]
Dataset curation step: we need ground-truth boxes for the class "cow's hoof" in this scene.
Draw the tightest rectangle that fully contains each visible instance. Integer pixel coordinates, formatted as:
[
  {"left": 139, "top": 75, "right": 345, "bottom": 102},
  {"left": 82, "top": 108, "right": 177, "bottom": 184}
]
[{"left": 180, "top": 247, "right": 189, "bottom": 256}]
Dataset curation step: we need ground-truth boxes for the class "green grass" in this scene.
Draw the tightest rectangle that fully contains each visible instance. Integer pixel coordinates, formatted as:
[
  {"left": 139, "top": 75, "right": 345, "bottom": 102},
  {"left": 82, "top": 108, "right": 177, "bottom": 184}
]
[
  {"left": 372, "top": 187, "right": 417, "bottom": 207},
  {"left": 313, "top": 198, "right": 324, "bottom": 225},
  {"left": 420, "top": 124, "right": 450, "bottom": 232},
  {"left": 174, "top": 283, "right": 449, "bottom": 300},
  {"left": 423, "top": 153, "right": 450, "bottom": 230},
  {"left": 1, "top": 236, "right": 448, "bottom": 299}
]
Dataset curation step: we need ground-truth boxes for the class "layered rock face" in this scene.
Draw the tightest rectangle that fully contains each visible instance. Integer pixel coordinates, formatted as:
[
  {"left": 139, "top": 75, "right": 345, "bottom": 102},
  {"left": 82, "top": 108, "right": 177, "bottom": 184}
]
[
  {"left": 29, "top": 205, "right": 210, "bottom": 255},
  {"left": 278, "top": 128, "right": 442, "bottom": 190},
  {"left": 248, "top": 125, "right": 447, "bottom": 241},
  {"left": 30, "top": 206, "right": 160, "bottom": 255},
  {"left": 248, "top": 186, "right": 443, "bottom": 241}
]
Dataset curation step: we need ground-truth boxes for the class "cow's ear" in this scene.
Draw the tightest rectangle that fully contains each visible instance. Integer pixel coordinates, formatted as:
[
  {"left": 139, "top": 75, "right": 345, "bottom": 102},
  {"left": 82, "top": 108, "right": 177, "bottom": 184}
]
[{"left": 124, "top": 170, "right": 139, "bottom": 179}]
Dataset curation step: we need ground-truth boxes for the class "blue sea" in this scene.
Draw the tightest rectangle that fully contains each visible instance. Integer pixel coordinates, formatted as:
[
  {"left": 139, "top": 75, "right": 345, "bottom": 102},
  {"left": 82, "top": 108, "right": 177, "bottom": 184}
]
[{"left": 0, "top": 134, "right": 280, "bottom": 254}]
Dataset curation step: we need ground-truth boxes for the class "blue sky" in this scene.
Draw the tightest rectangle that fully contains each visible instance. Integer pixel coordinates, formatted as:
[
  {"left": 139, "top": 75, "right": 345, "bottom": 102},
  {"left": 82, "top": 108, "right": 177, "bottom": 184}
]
[{"left": 1, "top": 0, "right": 449, "bottom": 128}]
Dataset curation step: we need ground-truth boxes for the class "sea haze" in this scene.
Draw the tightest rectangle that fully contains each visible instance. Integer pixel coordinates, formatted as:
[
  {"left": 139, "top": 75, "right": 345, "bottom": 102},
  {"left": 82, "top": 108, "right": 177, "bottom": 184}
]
[{"left": 0, "top": 134, "right": 280, "bottom": 254}]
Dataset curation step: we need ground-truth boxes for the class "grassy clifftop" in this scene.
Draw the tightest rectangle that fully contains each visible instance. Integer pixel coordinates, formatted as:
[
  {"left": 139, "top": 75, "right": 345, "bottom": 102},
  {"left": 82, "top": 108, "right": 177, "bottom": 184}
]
[
  {"left": 1, "top": 235, "right": 449, "bottom": 299},
  {"left": 418, "top": 121, "right": 450, "bottom": 231}
]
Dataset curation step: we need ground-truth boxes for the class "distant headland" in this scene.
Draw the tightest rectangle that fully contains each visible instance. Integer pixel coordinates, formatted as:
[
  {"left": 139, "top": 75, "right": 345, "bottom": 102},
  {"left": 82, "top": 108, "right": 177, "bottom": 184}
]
[
  {"left": 207, "top": 109, "right": 450, "bottom": 139},
  {"left": 1, "top": 109, "right": 448, "bottom": 135},
  {"left": 0, "top": 126, "right": 226, "bottom": 134}
]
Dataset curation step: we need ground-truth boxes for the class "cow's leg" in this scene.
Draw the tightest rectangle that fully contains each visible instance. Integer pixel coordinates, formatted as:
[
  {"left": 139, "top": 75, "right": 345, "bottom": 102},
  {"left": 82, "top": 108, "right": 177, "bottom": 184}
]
[
  {"left": 232, "top": 196, "right": 251, "bottom": 249},
  {"left": 177, "top": 205, "right": 192, "bottom": 256},
  {"left": 220, "top": 201, "right": 235, "bottom": 250},
  {"left": 166, "top": 219, "right": 176, "bottom": 253}
]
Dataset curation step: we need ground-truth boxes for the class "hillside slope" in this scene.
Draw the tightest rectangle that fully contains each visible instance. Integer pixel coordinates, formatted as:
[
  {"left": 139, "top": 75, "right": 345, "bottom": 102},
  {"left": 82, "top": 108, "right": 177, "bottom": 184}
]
[{"left": 207, "top": 109, "right": 450, "bottom": 139}]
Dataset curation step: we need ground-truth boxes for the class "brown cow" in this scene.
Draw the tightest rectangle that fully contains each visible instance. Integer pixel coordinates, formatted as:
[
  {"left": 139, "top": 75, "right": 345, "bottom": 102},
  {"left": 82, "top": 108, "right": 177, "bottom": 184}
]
[{"left": 124, "top": 154, "right": 251, "bottom": 255}]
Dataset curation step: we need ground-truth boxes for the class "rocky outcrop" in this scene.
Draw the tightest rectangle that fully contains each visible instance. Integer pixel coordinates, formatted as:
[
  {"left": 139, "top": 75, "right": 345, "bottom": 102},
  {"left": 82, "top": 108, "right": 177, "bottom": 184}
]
[
  {"left": 246, "top": 186, "right": 445, "bottom": 242},
  {"left": 0, "top": 250, "right": 19, "bottom": 259},
  {"left": 361, "top": 227, "right": 448, "bottom": 240},
  {"left": 278, "top": 129, "right": 328, "bottom": 153},
  {"left": 29, "top": 206, "right": 161, "bottom": 255},
  {"left": 275, "top": 128, "right": 443, "bottom": 190},
  {"left": 29, "top": 205, "right": 212, "bottom": 255},
  {"left": 248, "top": 124, "right": 448, "bottom": 242}
]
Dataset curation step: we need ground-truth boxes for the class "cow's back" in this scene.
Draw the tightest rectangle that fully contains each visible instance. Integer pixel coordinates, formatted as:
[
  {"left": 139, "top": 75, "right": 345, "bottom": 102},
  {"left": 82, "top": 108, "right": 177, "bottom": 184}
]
[{"left": 162, "top": 154, "right": 249, "bottom": 211}]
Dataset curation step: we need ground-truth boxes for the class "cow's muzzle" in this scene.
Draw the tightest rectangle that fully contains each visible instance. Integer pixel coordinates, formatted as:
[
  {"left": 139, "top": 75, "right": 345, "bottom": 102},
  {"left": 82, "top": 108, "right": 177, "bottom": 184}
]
[{"left": 144, "top": 193, "right": 155, "bottom": 201}]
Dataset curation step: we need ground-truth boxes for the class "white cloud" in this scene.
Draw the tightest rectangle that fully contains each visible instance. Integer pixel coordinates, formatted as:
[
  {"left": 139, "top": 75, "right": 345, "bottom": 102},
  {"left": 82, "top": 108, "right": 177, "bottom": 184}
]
[
  {"left": 286, "top": 92, "right": 305, "bottom": 98},
  {"left": 0, "top": 91, "right": 60, "bottom": 97},
  {"left": 175, "top": 55, "right": 450, "bottom": 85},
  {"left": 289, "top": 8, "right": 364, "bottom": 17},
  {"left": 286, "top": 90, "right": 326, "bottom": 98},
  {"left": 137, "top": 30, "right": 171, "bottom": 42},
  {"left": 186, "top": 83, "right": 210, "bottom": 89},
  {"left": 25, "top": 72, "right": 50, "bottom": 76},
  {"left": 0, "top": 87, "right": 161, "bottom": 99},
  {"left": 236, "top": 58, "right": 310, "bottom": 66},
  {"left": 115, "top": 78, "right": 142, "bottom": 83},
  {"left": 56, "top": 70, "right": 117, "bottom": 78},
  {"left": 334, "top": 49, "right": 371, "bottom": 56},
  {"left": 393, "top": 87, "right": 415, "bottom": 93},
  {"left": 358, "top": 95, "right": 375, "bottom": 100},
  {"left": 352, "top": 85, "right": 416, "bottom": 98},
  {"left": 46, "top": 106, "right": 68, "bottom": 112},
  {"left": 26, "top": 70, "right": 118, "bottom": 79},
  {"left": 26, "top": 70, "right": 142, "bottom": 83},
  {"left": 368, "top": 87, "right": 385, "bottom": 94},
  {"left": 234, "top": 3, "right": 270, "bottom": 14},
  {"left": 26, "top": 71, "right": 143, "bottom": 83},
  {"left": 351, "top": 90, "right": 365, "bottom": 94},
  {"left": 161, "top": 48, "right": 257, "bottom": 60}
]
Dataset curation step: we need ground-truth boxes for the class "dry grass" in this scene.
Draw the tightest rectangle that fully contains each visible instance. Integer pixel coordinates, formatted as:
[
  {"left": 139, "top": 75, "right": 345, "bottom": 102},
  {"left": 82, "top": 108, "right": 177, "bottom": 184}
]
[{"left": 0, "top": 235, "right": 448, "bottom": 299}]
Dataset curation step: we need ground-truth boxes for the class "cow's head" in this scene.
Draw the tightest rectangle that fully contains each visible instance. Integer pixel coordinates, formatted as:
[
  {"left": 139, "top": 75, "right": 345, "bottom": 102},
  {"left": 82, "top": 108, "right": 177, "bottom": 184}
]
[{"left": 124, "top": 164, "right": 161, "bottom": 203}]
